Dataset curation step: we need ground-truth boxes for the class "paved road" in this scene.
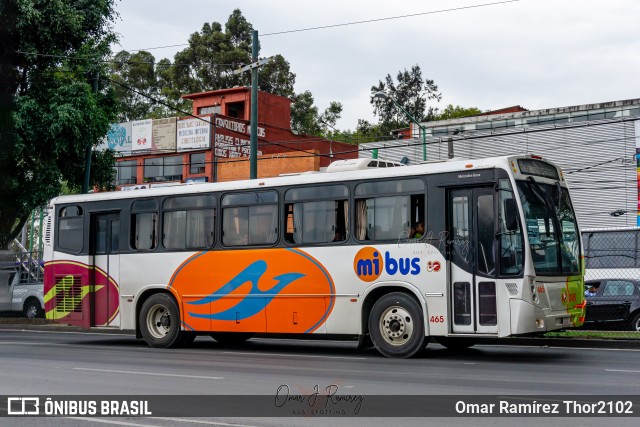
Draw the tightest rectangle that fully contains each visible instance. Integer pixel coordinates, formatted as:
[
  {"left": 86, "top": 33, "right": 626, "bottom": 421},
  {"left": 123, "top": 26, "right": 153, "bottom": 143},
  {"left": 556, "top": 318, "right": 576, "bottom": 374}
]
[{"left": 1, "top": 328, "right": 639, "bottom": 426}]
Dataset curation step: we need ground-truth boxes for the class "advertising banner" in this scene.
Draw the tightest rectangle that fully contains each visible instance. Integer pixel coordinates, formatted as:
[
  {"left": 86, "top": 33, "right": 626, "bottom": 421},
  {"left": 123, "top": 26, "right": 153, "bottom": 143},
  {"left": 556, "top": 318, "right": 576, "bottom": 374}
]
[
  {"left": 213, "top": 116, "right": 264, "bottom": 158},
  {"left": 97, "top": 122, "right": 132, "bottom": 153},
  {"left": 132, "top": 119, "right": 153, "bottom": 152},
  {"left": 152, "top": 117, "right": 177, "bottom": 152},
  {"left": 177, "top": 117, "right": 211, "bottom": 152}
]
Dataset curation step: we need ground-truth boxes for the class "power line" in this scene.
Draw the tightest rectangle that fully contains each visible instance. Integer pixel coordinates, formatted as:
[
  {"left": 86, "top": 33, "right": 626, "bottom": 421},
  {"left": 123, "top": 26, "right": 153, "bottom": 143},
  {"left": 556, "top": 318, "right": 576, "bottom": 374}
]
[
  {"left": 121, "top": 1, "right": 519, "bottom": 52},
  {"left": 262, "top": 0, "right": 520, "bottom": 36}
]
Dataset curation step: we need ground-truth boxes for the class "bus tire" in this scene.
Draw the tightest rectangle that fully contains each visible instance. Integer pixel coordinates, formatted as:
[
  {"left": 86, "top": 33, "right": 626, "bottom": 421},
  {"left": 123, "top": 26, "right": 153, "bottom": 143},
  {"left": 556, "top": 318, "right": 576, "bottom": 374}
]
[
  {"left": 435, "top": 337, "right": 479, "bottom": 350},
  {"left": 210, "top": 332, "right": 254, "bottom": 345},
  {"left": 23, "top": 299, "right": 44, "bottom": 319},
  {"left": 368, "top": 292, "right": 425, "bottom": 358},
  {"left": 139, "top": 294, "right": 186, "bottom": 348}
]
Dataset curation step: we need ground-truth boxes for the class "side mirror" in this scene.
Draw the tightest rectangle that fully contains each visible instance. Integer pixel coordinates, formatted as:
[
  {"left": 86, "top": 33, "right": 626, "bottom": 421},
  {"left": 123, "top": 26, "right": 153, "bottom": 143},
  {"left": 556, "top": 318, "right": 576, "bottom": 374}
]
[{"left": 504, "top": 198, "right": 519, "bottom": 231}]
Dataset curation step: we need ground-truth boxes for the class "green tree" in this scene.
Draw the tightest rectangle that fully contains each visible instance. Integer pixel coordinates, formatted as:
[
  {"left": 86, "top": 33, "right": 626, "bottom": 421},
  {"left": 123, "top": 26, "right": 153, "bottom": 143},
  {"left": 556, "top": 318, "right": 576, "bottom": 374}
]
[
  {"left": 110, "top": 50, "right": 160, "bottom": 121},
  {"left": 371, "top": 65, "right": 441, "bottom": 127},
  {"left": 0, "top": 0, "right": 119, "bottom": 247},
  {"left": 112, "top": 10, "right": 297, "bottom": 118},
  {"left": 290, "top": 91, "right": 343, "bottom": 137},
  {"left": 432, "top": 104, "right": 482, "bottom": 121}
]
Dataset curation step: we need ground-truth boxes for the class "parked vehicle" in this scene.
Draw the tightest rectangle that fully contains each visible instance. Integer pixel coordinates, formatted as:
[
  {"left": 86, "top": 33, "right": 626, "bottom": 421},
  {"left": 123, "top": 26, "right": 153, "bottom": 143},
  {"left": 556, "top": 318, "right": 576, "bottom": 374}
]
[
  {"left": 0, "top": 264, "right": 44, "bottom": 318},
  {"left": 583, "top": 279, "right": 640, "bottom": 331}
]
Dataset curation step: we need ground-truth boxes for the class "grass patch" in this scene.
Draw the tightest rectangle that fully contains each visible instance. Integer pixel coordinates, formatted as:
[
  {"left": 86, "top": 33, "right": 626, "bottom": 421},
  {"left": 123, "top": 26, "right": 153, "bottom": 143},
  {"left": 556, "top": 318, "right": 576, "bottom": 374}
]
[{"left": 544, "top": 330, "right": 640, "bottom": 339}]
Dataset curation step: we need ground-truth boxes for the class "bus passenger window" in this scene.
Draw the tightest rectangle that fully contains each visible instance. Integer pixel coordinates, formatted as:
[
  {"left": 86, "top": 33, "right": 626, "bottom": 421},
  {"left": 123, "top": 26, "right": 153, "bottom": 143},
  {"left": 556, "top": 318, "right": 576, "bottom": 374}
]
[
  {"left": 132, "top": 213, "right": 157, "bottom": 250},
  {"left": 131, "top": 199, "right": 159, "bottom": 251},
  {"left": 221, "top": 190, "right": 278, "bottom": 246},
  {"left": 354, "top": 179, "right": 425, "bottom": 242},
  {"left": 284, "top": 185, "right": 349, "bottom": 245},
  {"left": 162, "top": 195, "right": 215, "bottom": 250},
  {"left": 58, "top": 205, "right": 83, "bottom": 253}
]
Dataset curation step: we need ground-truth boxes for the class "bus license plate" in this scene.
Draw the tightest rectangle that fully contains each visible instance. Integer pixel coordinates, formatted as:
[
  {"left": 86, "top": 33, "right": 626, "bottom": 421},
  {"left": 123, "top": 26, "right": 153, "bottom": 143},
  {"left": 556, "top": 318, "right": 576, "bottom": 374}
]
[{"left": 562, "top": 317, "right": 571, "bottom": 327}]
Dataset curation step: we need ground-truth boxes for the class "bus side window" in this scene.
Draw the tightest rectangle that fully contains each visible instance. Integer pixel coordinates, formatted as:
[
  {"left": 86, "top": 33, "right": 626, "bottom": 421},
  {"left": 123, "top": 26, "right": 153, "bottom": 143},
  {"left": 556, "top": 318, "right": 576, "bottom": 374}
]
[
  {"left": 58, "top": 205, "right": 84, "bottom": 253},
  {"left": 221, "top": 191, "right": 278, "bottom": 246},
  {"left": 284, "top": 185, "right": 349, "bottom": 245},
  {"left": 131, "top": 199, "right": 158, "bottom": 251}
]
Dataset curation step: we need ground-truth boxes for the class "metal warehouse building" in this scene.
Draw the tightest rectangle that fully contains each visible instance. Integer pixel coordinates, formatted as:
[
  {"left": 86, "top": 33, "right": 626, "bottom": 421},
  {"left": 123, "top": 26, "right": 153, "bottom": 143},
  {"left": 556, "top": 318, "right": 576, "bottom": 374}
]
[{"left": 359, "top": 98, "right": 640, "bottom": 229}]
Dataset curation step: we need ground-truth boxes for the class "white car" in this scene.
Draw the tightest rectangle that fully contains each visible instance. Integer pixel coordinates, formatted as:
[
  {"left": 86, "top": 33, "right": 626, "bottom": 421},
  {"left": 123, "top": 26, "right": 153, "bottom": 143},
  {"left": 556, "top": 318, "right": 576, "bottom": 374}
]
[{"left": 0, "top": 266, "right": 44, "bottom": 318}]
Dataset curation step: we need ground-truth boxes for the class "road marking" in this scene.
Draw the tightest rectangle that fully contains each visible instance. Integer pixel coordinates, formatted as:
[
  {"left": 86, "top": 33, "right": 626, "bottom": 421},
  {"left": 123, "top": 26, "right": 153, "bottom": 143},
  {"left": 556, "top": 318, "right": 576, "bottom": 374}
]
[
  {"left": 73, "top": 368, "right": 224, "bottom": 380},
  {"left": 66, "top": 418, "right": 161, "bottom": 427},
  {"left": 152, "top": 417, "right": 262, "bottom": 427},
  {"left": 605, "top": 369, "right": 640, "bottom": 373},
  {"left": 222, "top": 351, "right": 367, "bottom": 360}
]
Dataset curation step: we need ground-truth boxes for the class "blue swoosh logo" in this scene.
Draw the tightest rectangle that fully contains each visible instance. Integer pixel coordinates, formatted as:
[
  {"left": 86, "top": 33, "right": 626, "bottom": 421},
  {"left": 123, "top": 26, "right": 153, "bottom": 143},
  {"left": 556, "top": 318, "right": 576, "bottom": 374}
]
[{"left": 186, "top": 260, "right": 305, "bottom": 321}]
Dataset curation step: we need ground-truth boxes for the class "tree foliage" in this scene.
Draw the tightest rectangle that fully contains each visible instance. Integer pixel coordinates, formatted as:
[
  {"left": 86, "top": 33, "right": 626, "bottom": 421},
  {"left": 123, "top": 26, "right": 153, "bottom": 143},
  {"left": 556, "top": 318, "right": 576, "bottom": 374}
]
[
  {"left": 111, "top": 9, "right": 298, "bottom": 121},
  {"left": 432, "top": 104, "right": 482, "bottom": 121},
  {"left": 371, "top": 65, "right": 441, "bottom": 127},
  {"left": 0, "top": 0, "right": 119, "bottom": 247},
  {"left": 290, "top": 90, "right": 343, "bottom": 137}
]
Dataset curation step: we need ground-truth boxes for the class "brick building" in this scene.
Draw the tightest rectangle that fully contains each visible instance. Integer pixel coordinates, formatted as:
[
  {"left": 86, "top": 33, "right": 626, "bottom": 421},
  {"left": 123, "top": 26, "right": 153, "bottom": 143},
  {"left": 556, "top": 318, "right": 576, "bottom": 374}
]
[{"left": 107, "top": 87, "right": 357, "bottom": 188}]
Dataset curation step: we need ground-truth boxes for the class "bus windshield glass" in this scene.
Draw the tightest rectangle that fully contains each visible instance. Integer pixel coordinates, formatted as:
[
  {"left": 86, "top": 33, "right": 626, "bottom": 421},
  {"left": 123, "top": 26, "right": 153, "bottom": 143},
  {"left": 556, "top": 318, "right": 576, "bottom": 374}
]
[{"left": 516, "top": 178, "right": 580, "bottom": 275}]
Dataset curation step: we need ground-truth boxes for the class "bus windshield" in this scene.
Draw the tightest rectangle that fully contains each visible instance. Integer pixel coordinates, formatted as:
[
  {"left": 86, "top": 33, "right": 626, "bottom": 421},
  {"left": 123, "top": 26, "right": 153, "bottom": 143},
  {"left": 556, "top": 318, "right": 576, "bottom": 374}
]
[{"left": 516, "top": 178, "right": 580, "bottom": 275}]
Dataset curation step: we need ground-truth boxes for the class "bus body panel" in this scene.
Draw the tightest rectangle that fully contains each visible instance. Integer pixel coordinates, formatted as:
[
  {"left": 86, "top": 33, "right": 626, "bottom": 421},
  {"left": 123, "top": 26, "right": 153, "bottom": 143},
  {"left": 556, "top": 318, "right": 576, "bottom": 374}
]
[{"left": 42, "top": 155, "right": 586, "bottom": 354}]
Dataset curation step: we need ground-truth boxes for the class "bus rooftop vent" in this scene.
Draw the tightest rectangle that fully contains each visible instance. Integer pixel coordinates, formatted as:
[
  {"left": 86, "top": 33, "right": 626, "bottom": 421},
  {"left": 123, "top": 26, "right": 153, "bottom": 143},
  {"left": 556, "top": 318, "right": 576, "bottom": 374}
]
[{"left": 327, "top": 158, "right": 406, "bottom": 172}]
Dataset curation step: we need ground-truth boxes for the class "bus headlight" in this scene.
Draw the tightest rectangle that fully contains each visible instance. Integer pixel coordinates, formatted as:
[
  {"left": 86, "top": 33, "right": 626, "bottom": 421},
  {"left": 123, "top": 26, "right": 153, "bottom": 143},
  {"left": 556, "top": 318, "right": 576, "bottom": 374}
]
[{"left": 530, "top": 285, "right": 539, "bottom": 304}]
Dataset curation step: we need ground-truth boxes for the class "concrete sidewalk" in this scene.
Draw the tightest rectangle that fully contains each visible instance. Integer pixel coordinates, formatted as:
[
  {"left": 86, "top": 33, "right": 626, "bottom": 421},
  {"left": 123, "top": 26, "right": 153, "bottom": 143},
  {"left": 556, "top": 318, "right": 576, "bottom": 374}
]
[{"left": 1, "top": 316, "right": 639, "bottom": 349}]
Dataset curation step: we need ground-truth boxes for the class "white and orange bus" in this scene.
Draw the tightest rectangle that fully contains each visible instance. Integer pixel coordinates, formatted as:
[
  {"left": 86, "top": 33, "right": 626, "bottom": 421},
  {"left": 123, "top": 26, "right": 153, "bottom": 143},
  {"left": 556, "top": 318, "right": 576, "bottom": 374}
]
[{"left": 43, "top": 154, "right": 585, "bottom": 358}]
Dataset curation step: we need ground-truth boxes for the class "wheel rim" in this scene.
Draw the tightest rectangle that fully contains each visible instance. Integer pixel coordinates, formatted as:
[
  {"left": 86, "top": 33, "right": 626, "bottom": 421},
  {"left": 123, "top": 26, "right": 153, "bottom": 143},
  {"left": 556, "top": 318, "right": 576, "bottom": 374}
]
[
  {"left": 379, "top": 305, "right": 414, "bottom": 346},
  {"left": 146, "top": 303, "right": 171, "bottom": 339},
  {"left": 634, "top": 317, "right": 640, "bottom": 332},
  {"left": 25, "top": 305, "right": 37, "bottom": 319}
]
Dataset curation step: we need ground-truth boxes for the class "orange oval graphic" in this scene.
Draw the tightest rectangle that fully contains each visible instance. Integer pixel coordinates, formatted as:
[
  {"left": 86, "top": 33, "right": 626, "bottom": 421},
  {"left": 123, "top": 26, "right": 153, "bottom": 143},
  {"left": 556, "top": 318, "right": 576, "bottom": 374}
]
[
  {"left": 169, "top": 248, "right": 335, "bottom": 333},
  {"left": 353, "top": 247, "right": 383, "bottom": 282}
]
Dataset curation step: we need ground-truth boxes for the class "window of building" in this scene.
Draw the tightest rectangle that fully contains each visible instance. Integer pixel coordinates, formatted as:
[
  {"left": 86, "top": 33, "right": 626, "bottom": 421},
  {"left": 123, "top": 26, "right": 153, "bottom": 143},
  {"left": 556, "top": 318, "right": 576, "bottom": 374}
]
[
  {"left": 354, "top": 179, "right": 425, "bottom": 241},
  {"left": 221, "top": 191, "right": 278, "bottom": 246},
  {"left": 189, "top": 153, "right": 206, "bottom": 174},
  {"left": 58, "top": 206, "right": 83, "bottom": 252},
  {"left": 115, "top": 160, "right": 137, "bottom": 186},
  {"left": 131, "top": 199, "right": 158, "bottom": 251},
  {"left": 284, "top": 185, "right": 349, "bottom": 245},
  {"left": 198, "top": 105, "right": 221, "bottom": 115},
  {"left": 162, "top": 195, "right": 215, "bottom": 250},
  {"left": 143, "top": 156, "right": 183, "bottom": 182},
  {"left": 226, "top": 102, "right": 245, "bottom": 118}
]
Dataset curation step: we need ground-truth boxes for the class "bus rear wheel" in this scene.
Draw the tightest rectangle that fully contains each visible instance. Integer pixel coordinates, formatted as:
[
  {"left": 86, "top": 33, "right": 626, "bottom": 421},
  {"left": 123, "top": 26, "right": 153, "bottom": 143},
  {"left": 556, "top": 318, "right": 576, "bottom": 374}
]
[
  {"left": 139, "top": 294, "right": 190, "bottom": 348},
  {"left": 368, "top": 292, "right": 425, "bottom": 358}
]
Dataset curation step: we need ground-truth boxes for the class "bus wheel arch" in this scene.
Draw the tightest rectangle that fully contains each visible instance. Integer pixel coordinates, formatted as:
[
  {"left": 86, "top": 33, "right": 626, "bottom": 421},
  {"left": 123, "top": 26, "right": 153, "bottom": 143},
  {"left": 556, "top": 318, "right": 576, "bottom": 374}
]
[
  {"left": 362, "top": 287, "right": 427, "bottom": 357},
  {"left": 137, "top": 291, "right": 191, "bottom": 348}
]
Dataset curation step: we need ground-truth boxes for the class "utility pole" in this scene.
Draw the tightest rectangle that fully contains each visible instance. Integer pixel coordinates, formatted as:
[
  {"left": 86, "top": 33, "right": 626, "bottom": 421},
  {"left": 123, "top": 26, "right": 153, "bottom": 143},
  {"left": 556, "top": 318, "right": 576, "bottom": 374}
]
[
  {"left": 233, "top": 31, "right": 271, "bottom": 179},
  {"left": 82, "top": 67, "right": 99, "bottom": 193}
]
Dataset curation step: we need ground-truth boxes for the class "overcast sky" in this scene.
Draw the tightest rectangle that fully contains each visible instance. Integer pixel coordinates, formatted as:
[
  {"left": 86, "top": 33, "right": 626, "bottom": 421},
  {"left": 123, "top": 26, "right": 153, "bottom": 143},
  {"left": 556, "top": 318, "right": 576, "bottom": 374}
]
[{"left": 112, "top": 0, "right": 640, "bottom": 130}]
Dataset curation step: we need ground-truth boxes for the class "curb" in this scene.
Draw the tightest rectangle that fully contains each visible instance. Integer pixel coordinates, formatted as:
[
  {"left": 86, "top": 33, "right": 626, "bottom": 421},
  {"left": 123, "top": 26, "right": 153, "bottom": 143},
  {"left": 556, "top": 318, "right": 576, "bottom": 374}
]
[{"left": 1, "top": 318, "right": 639, "bottom": 349}]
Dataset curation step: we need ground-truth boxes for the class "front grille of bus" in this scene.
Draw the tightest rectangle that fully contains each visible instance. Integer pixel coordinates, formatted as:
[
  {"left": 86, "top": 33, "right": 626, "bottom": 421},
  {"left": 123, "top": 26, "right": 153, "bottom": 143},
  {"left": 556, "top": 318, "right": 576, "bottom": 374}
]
[{"left": 54, "top": 275, "right": 83, "bottom": 313}]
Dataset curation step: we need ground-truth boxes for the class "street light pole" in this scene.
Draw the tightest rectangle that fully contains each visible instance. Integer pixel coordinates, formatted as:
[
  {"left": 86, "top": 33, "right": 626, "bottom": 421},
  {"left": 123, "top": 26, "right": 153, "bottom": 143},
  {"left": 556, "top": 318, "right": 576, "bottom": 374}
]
[{"left": 373, "top": 91, "right": 427, "bottom": 162}]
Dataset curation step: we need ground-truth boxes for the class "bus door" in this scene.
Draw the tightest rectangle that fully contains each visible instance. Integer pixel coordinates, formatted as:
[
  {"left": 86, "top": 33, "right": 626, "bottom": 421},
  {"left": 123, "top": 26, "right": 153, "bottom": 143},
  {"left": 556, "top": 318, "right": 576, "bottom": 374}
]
[
  {"left": 91, "top": 212, "right": 120, "bottom": 327},
  {"left": 448, "top": 187, "right": 498, "bottom": 334}
]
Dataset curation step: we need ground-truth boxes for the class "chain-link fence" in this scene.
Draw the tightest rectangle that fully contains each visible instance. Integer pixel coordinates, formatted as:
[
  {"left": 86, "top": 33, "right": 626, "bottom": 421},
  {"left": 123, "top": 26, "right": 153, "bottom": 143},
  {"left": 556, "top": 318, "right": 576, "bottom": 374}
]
[{"left": 582, "top": 228, "right": 640, "bottom": 332}]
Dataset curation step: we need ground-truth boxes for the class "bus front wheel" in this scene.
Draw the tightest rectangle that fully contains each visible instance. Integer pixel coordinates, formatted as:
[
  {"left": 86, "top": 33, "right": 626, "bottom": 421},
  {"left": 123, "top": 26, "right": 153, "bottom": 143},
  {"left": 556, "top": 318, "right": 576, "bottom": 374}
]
[
  {"left": 139, "top": 294, "right": 189, "bottom": 348},
  {"left": 368, "top": 292, "right": 426, "bottom": 358}
]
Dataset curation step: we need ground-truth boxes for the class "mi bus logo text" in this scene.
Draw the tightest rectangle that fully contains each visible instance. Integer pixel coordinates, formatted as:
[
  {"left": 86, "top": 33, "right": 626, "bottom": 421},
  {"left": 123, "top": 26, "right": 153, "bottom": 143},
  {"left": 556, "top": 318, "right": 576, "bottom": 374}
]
[{"left": 353, "top": 247, "right": 420, "bottom": 282}]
